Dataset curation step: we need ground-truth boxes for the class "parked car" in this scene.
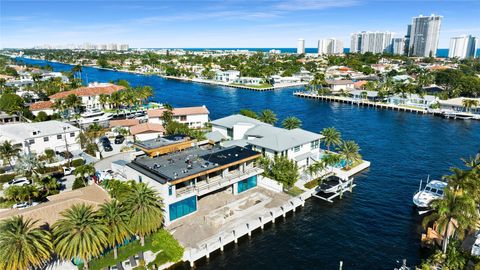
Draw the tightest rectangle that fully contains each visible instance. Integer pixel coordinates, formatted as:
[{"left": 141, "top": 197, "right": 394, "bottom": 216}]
[
  {"left": 12, "top": 201, "right": 38, "bottom": 209},
  {"left": 57, "top": 151, "right": 73, "bottom": 159},
  {"left": 103, "top": 143, "right": 113, "bottom": 152},
  {"left": 3, "top": 177, "right": 31, "bottom": 189},
  {"left": 62, "top": 166, "right": 76, "bottom": 176},
  {"left": 99, "top": 136, "right": 111, "bottom": 145},
  {"left": 114, "top": 135, "right": 125, "bottom": 144}
]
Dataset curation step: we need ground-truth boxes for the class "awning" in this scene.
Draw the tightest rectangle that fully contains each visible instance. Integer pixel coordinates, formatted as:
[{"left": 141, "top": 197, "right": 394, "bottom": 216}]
[{"left": 294, "top": 151, "right": 317, "bottom": 162}]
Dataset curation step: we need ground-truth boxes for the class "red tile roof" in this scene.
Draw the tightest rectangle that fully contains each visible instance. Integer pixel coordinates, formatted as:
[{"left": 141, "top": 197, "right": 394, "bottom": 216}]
[
  {"left": 49, "top": 84, "right": 125, "bottom": 99},
  {"left": 130, "top": 123, "right": 165, "bottom": 135},
  {"left": 354, "top": 81, "right": 368, "bottom": 89},
  {"left": 109, "top": 119, "right": 140, "bottom": 128},
  {"left": 29, "top": 100, "right": 54, "bottom": 111},
  {"left": 147, "top": 106, "right": 210, "bottom": 118}
]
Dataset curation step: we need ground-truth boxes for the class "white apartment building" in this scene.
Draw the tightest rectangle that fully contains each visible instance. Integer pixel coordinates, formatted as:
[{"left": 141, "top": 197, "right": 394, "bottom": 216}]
[
  {"left": 297, "top": 39, "right": 305, "bottom": 54},
  {"left": 449, "top": 35, "right": 478, "bottom": 59},
  {"left": 210, "top": 115, "right": 323, "bottom": 169},
  {"left": 318, "top": 38, "right": 344, "bottom": 55},
  {"left": 147, "top": 106, "right": 210, "bottom": 129},
  {"left": 215, "top": 70, "right": 240, "bottom": 83},
  {"left": 408, "top": 14, "right": 442, "bottom": 57},
  {"left": 350, "top": 31, "right": 393, "bottom": 54},
  {"left": 0, "top": 121, "right": 81, "bottom": 155},
  {"left": 391, "top": 38, "right": 406, "bottom": 55}
]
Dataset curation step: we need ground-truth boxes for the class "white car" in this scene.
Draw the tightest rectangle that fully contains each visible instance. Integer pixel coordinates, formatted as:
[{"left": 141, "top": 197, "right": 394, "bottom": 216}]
[
  {"left": 3, "top": 178, "right": 31, "bottom": 189},
  {"left": 12, "top": 201, "right": 38, "bottom": 209},
  {"left": 63, "top": 166, "right": 76, "bottom": 176}
]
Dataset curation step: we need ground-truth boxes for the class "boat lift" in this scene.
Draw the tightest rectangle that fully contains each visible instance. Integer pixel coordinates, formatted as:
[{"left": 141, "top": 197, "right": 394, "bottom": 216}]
[{"left": 312, "top": 177, "right": 356, "bottom": 203}]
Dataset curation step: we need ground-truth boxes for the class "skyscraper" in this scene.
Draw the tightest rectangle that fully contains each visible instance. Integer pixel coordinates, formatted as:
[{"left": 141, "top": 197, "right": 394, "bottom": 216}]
[
  {"left": 297, "top": 39, "right": 305, "bottom": 54},
  {"left": 449, "top": 35, "right": 478, "bottom": 59},
  {"left": 391, "top": 38, "right": 406, "bottom": 55},
  {"left": 318, "top": 38, "right": 344, "bottom": 55},
  {"left": 408, "top": 14, "right": 442, "bottom": 57},
  {"left": 350, "top": 31, "right": 393, "bottom": 54}
]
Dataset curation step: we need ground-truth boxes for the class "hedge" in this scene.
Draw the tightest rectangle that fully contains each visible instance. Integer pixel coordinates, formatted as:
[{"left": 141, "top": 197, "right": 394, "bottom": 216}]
[{"left": 0, "top": 173, "right": 16, "bottom": 184}]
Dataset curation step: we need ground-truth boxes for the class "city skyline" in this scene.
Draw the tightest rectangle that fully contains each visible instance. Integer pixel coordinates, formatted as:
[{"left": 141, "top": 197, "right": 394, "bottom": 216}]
[{"left": 1, "top": 0, "right": 480, "bottom": 49}]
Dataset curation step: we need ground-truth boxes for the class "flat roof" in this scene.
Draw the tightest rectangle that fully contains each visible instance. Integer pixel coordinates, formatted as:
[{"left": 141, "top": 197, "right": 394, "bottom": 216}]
[
  {"left": 134, "top": 134, "right": 191, "bottom": 150},
  {"left": 127, "top": 145, "right": 260, "bottom": 184}
]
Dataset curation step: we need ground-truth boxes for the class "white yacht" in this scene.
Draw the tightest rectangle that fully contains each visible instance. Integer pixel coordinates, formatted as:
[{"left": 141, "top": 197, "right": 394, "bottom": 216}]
[
  {"left": 442, "top": 110, "right": 475, "bottom": 120},
  {"left": 412, "top": 177, "right": 448, "bottom": 215},
  {"left": 78, "top": 108, "right": 113, "bottom": 124}
]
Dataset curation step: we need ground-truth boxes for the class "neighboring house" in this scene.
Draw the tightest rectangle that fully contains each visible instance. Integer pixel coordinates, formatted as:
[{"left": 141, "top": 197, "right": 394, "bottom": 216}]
[
  {"left": 48, "top": 82, "right": 125, "bottom": 110},
  {"left": 270, "top": 75, "right": 302, "bottom": 84},
  {"left": 234, "top": 77, "right": 263, "bottom": 86},
  {"left": 0, "top": 111, "right": 21, "bottom": 125},
  {"left": 125, "top": 145, "right": 263, "bottom": 225},
  {"left": 211, "top": 115, "right": 323, "bottom": 168},
  {"left": 215, "top": 70, "right": 240, "bottom": 82},
  {"left": 130, "top": 123, "right": 165, "bottom": 141},
  {"left": 0, "top": 120, "right": 81, "bottom": 155},
  {"left": 29, "top": 100, "right": 54, "bottom": 116},
  {"left": 109, "top": 119, "right": 141, "bottom": 133},
  {"left": 147, "top": 106, "right": 209, "bottom": 129},
  {"left": 438, "top": 97, "right": 480, "bottom": 114},
  {"left": 349, "top": 90, "right": 381, "bottom": 102},
  {"left": 387, "top": 94, "right": 438, "bottom": 109},
  {"left": 326, "top": 80, "right": 354, "bottom": 93}
]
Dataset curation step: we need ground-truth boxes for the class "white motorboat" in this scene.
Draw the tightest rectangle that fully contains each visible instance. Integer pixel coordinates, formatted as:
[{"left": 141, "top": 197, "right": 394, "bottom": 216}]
[
  {"left": 412, "top": 176, "right": 447, "bottom": 215},
  {"left": 442, "top": 110, "right": 475, "bottom": 120},
  {"left": 319, "top": 175, "right": 349, "bottom": 193},
  {"left": 78, "top": 109, "right": 113, "bottom": 124}
]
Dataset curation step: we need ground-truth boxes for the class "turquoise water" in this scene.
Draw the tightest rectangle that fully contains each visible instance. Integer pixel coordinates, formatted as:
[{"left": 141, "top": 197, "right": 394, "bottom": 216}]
[{"left": 15, "top": 57, "right": 480, "bottom": 269}]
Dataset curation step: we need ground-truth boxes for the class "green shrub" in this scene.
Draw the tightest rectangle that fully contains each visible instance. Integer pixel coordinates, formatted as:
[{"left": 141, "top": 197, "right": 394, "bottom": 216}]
[
  {"left": 72, "top": 178, "right": 86, "bottom": 190},
  {"left": 71, "top": 158, "right": 85, "bottom": 167},
  {"left": 149, "top": 230, "right": 184, "bottom": 266},
  {"left": 0, "top": 173, "right": 16, "bottom": 184}
]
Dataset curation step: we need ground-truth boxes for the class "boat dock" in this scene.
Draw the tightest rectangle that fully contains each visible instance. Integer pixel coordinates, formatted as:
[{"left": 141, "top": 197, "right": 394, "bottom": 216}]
[{"left": 294, "top": 92, "right": 429, "bottom": 114}]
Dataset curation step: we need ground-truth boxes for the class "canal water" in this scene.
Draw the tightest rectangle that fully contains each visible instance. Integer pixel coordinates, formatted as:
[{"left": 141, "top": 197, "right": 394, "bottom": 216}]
[{"left": 17, "top": 58, "right": 480, "bottom": 269}]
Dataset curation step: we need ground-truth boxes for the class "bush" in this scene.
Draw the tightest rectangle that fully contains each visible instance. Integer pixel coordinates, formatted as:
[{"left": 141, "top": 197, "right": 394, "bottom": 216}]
[
  {"left": 304, "top": 178, "right": 321, "bottom": 189},
  {"left": 0, "top": 173, "right": 16, "bottom": 184},
  {"left": 149, "top": 230, "right": 184, "bottom": 266},
  {"left": 71, "top": 158, "right": 85, "bottom": 167},
  {"left": 72, "top": 178, "right": 86, "bottom": 190}
]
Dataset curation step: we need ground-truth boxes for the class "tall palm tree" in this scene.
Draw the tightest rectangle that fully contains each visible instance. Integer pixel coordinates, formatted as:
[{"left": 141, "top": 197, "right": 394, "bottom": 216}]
[
  {"left": 72, "top": 65, "right": 83, "bottom": 80},
  {"left": 74, "top": 164, "right": 95, "bottom": 186},
  {"left": 320, "top": 127, "right": 342, "bottom": 151},
  {"left": 338, "top": 140, "right": 362, "bottom": 170},
  {"left": 0, "top": 216, "right": 52, "bottom": 270},
  {"left": 422, "top": 189, "right": 478, "bottom": 253},
  {"left": 124, "top": 182, "right": 164, "bottom": 247},
  {"left": 0, "top": 140, "right": 21, "bottom": 169},
  {"left": 306, "top": 160, "right": 326, "bottom": 179},
  {"left": 462, "top": 99, "right": 479, "bottom": 113},
  {"left": 281, "top": 116, "right": 302, "bottom": 130},
  {"left": 53, "top": 204, "right": 108, "bottom": 269},
  {"left": 98, "top": 200, "right": 132, "bottom": 259},
  {"left": 98, "top": 94, "right": 109, "bottom": 110},
  {"left": 258, "top": 109, "right": 277, "bottom": 125},
  {"left": 14, "top": 153, "right": 44, "bottom": 181}
]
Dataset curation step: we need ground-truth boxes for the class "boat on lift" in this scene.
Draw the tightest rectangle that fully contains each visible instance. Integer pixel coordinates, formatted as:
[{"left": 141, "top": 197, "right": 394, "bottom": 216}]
[{"left": 412, "top": 176, "right": 447, "bottom": 215}]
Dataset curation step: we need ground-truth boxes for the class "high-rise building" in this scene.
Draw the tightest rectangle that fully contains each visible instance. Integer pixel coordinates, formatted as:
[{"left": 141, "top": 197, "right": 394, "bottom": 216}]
[
  {"left": 297, "top": 39, "right": 305, "bottom": 54},
  {"left": 350, "top": 31, "right": 393, "bottom": 54},
  {"left": 448, "top": 35, "right": 478, "bottom": 59},
  {"left": 408, "top": 14, "right": 442, "bottom": 57},
  {"left": 318, "top": 38, "right": 344, "bottom": 55},
  {"left": 119, "top": 44, "right": 129, "bottom": 51},
  {"left": 391, "top": 38, "right": 406, "bottom": 55}
]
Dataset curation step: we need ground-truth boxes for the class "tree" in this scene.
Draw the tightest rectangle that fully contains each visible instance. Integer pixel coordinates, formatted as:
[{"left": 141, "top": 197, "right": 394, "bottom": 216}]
[
  {"left": 338, "top": 140, "right": 362, "bottom": 170},
  {"left": 53, "top": 204, "right": 108, "bottom": 269},
  {"left": 462, "top": 99, "right": 479, "bottom": 113},
  {"left": 14, "top": 153, "right": 44, "bottom": 181},
  {"left": 260, "top": 155, "right": 299, "bottom": 187},
  {"left": 98, "top": 200, "right": 132, "bottom": 259},
  {"left": 64, "top": 94, "right": 82, "bottom": 115},
  {"left": 124, "top": 182, "right": 164, "bottom": 247},
  {"left": 258, "top": 109, "right": 277, "bottom": 125},
  {"left": 0, "top": 140, "right": 21, "bottom": 169},
  {"left": 0, "top": 216, "right": 52, "bottom": 270},
  {"left": 281, "top": 116, "right": 302, "bottom": 130},
  {"left": 239, "top": 109, "right": 258, "bottom": 119},
  {"left": 98, "top": 94, "right": 109, "bottom": 109},
  {"left": 73, "top": 164, "right": 95, "bottom": 187},
  {"left": 320, "top": 127, "right": 342, "bottom": 151},
  {"left": 38, "top": 175, "right": 60, "bottom": 195},
  {"left": 0, "top": 93, "right": 24, "bottom": 115},
  {"left": 35, "top": 111, "right": 49, "bottom": 122}
]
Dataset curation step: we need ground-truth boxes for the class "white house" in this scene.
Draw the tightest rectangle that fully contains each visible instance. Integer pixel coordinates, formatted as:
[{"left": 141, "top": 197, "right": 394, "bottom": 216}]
[
  {"left": 210, "top": 115, "right": 323, "bottom": 169},
  {"left": 438, "top": 97, "right": 480, "bottom": 115},
  {"left": 0, "top": 120, "right": 81, "bottom": 155},
  {"left": 234, "top": 77, "right": 263, "bottom": 86},
  {"left": 326, "top": 80, "right": 355, "bottom": 93},
  {"left": 215, "top": 70, "right": 240, "bottom": 83},
  {"left": 387, "top": 94, "right": 439, "bottom": 109},
  {"left": 29, "top": 100, "right": 55, "bottom": 116},
  {"left": 147, "top": 106, "right": 209, "bottom": 129},
  {"left": 48, "top": 82, "right": 125, "bottom": 110},
  {"left": 130, "top": 123, "right": 165, "bottom": 141}
]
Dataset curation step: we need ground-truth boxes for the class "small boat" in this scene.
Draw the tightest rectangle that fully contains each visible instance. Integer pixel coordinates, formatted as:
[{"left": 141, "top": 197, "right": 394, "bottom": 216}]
[
  {"left": 412, "top": 176, "right": 447, "bottom": 215},
  {"left": 319, "top": 175, "right": 349, "bottom": 193},
  {"left": 442, "top": 110, "right": 474, "bottom": 120}
]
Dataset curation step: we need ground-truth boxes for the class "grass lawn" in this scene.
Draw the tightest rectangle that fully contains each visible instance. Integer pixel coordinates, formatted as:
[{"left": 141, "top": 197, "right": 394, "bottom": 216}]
[
  {"left": 284, "top": 186, "right": 304, "bottom": 197},
  {"left": 80, "top": 230, "right": 184, "bottom": 270}
]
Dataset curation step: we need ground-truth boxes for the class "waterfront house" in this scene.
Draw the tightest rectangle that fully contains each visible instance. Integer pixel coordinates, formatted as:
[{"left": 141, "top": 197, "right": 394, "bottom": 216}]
[
  {"left": 0, "top": 120, "right": 81, "bottom": 155},
  {"left": 438, "top": 97, "right": 480, "bottom": 115},
  {"left": 48, "top": 82, "right": 125, "bottom": 111},
  {"left": 147, "top": 106, "right": 209, "bottom": 129},
  {"left": 125, "top": 144, "right": 263, "bottom": 224},
  {"left": 210, "top": 115, "right": 322, "bottom": 169},
  {"left": 130, "top": 123, "right": 165, "bottom": 141},
  {"left": 270, "top": 75, "right": 302, "bottom": 84},
  {"left": 29, "top": 100, "right": 54, "bottom": 116},
  {"left": 387, "top": 94, "right": 438, "bottom": 109},
  {"left": 326, "top": 79, "right": 355, "bottom": 94},
  {"left": 215, "top": 70, "right": 240, "bottom": 83},
  {"left": 234, "top": 77, "right": 263, "bottom": 86},
  {"left": 349, "top": 90, "right": 380, "bottom": 102}
]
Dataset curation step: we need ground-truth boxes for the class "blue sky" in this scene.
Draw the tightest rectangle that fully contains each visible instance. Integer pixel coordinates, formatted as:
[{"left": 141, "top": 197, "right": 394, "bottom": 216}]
[{"left": 1, "top": 0, "right": 479, "bottom": 49}]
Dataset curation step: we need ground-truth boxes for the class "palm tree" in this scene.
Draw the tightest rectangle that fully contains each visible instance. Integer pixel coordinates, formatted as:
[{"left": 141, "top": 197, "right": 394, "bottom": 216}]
[
  {"left": 281, "top": 116, "right": 302, "bottom": 130},
  {"left": 98, "top": 200, "right": 132, "bottom": 259},
  {"left": 53, "top": 204, "right": 108, "bottom": 269},
  {"left": 320, "top": 127, "right": 342, "bottom": 151},
  {"left": 14, "top": 153, "right": 44, "bottom": 181},
  {"left": 137, "top": 86, "right": 153, "bottom": 105},
  {"left": 422, "top": 189, "right": 478, "bottom": 253},
  {"left": 462, "top": 99, "right": 479, "bottom": 113},
  {"left": 74, "top": 164, "right": 95, "bottom": 186},
  {"left": 0, "top": 140, "right": 21, "bottom": 169},
  {"left": 0, "top": 216, "right": 53, "bottom": 270},
  {"left": 338, "top": 140, "right": 362, "bottom": 170},
  {"left": 124, "top": 182, "right": 164, "bottom": 247},
  {"left": 72, "top": 65, "right": 83, "bottom": 80},
  {"left": 98, "top": 94, "right": 109, "bottom": 110},
  {"left": 306, "top": 160, "right": 326, "bottom": 179},
  {"left": 321, "top": 153, "right": 342, "bottom": 170},
  {"left": 258, "top": 109, "right": 277, "bottom": 125}
]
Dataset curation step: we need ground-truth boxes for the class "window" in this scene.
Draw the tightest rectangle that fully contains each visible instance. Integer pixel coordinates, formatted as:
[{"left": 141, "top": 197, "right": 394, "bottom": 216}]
[
  {"left": 43, "top": 136, "right": 49, "bottom": 142},
  {"left": 310, "top": 140, "right": 320, "bottom": 149},
  {"left": 168, "top": 186, "right": 173, "bottom": 196},
  {"left": 57, "top": 134, "right": 62, "bottom": 140},
  {"left": 169, "top": 196, "right": 197, "bottom": 221},
  {"left": 70, "top": 132, "right": 75, "bottom": 137},
  {"left": 138, "top": 175, "right": 143, "bottom": 183},
  {"left": 238, "top": 176, "right": 257, "bottom": 193},
  {"left": 180, "top": 115, "right": 187, "bottom": 121},
  {"left": 294, "top": 145, "right": 301, "bottom": 152},
  {"left": 28, "top": 139, "right": 35, "bottom": 145}
]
